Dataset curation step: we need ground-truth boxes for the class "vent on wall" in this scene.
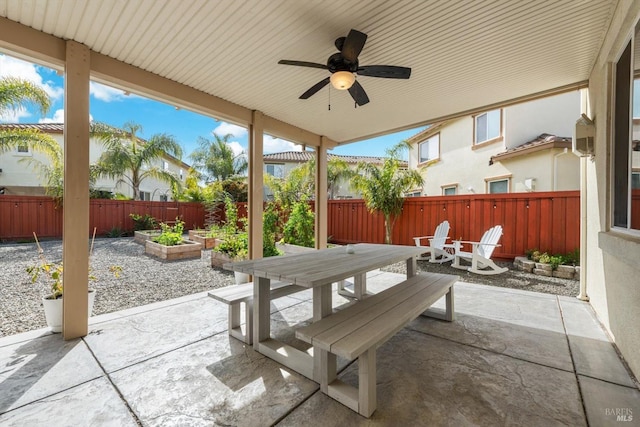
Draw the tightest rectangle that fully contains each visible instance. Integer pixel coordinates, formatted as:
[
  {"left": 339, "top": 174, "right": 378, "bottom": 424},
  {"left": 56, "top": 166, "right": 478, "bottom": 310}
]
[{"left": 573, "top": 113, "right": 595, "bottom": 156}]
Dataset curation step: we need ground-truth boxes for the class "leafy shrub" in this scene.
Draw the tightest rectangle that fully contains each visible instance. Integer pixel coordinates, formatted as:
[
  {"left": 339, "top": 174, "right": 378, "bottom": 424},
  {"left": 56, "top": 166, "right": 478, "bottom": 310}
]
[
  {"left": 525, "top": 248, "right": 537, "bottom": 260},
  {"left": 153, "top": 219, "right": 185, "bottom": 246},
  {"left": 526, "top": 247, "right": 580, "bottom": 270},
  {"left": 564, "top": 248, "right": 580, "bottom": 266},
  {"left": 538, "top": 253, "right": 551, "bottom": 264},
  {"left": 214, "top": 232, "right": 248, "bottom": 260},
  {"left": 130, "top": 213, "right": 158, "bottom": 231},
  {"left": 282, "top": 199, "right": 315, "bottom": 248}
]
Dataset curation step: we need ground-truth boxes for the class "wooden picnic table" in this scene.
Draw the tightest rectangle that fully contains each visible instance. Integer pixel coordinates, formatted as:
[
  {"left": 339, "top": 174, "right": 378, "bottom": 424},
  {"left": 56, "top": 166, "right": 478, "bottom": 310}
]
[{"left": 224, "top": 243, "right": 426, "bottom": 381}]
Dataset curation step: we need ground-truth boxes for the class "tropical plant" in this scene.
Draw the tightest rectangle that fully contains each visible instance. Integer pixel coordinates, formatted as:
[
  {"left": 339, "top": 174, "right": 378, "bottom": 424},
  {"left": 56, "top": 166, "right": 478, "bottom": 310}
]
[
  {"left": 153, "top": 219, "right": 185, "bottom": 246},
  {"left": 214, "top": 231, "right": 249, "bottom": 260},
  {"left": 130, "top": 213, "right": 158, "bottom": 231},
  {"left": 189, "top": 132, "right": 248, "bottom": 182},
  {"left": 0, "top": 77, "right": 60, "bottom": 159},
  {"left": 91, "top": 121, "right": 184, "bottom": 201},
  {"left": 350, "top": 141, "right": 424, "bottom": 244}
]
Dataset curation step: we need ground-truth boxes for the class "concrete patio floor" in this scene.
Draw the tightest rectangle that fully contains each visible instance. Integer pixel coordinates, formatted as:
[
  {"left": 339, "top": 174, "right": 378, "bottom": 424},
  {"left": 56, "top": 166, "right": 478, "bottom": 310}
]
[{"left": 1, "top": 271, "right": 639, "bottom": 426}]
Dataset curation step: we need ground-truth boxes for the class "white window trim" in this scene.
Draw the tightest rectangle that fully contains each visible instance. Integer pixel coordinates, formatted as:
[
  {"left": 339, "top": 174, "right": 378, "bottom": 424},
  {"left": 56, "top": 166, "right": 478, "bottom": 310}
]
[
  {"left": 441, "top": 184, "right": 458, "bottom": 195},
  {"left": 473, "top": 109, "right": 503, "bottom": 147},
  {"left": 418, "top": 133, "right": 440, "bottom": 164},
  {"left": 485, "top": 175, "right": 511, "bottom": 194}
]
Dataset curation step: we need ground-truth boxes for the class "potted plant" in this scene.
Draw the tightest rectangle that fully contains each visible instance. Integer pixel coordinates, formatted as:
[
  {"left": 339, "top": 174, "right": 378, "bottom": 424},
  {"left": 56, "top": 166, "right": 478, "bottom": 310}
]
[
  {"left": 212, "top": 232, "right": 249, "bottom": 283},
  {"left": 26, "top": 232, "right": 122, "bottom": 333}
]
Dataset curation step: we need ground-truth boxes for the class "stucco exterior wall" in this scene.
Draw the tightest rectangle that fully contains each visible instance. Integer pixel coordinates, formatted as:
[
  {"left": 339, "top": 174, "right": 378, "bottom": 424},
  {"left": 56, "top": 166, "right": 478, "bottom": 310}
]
[
  {"left": 0, "top": 131, "right": 186, "bottom": 200},
  {"left": 409, "top": 91, "right": 581, "bottom": 195},
  {"left": 504, "top": 91, "right": 581, "bottom": 148},
  {"left": 586, "top": 0, "right": 640, "bottom": 378}
]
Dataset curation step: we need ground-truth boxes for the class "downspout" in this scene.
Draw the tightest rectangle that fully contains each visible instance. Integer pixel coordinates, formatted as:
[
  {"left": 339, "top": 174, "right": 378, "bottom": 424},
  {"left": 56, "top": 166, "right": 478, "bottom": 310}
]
[
  {"left": 577, "top": 155, "right": 589, "bottom": 301},
  {"left": 552, "top": 148, "right": 569, "bottom": 190}
]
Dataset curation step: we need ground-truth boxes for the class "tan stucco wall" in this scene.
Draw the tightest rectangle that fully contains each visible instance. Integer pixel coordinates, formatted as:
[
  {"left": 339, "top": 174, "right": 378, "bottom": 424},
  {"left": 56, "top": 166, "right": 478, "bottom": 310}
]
[
  {"left": 586, "top": 0, "right": 640, "bottom": 378},
  {"left": 499, "top": 149, "right": 580, "bottom": 192}
]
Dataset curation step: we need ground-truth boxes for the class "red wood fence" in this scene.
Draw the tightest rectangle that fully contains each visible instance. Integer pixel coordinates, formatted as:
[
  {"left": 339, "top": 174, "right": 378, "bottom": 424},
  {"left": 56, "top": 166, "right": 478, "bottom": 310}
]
[
  {"left": 0, "top": 196, "right": 205, "bottom": 240},
  {"left": 327, "top": 191, "right": 581, "bottom": 260}
]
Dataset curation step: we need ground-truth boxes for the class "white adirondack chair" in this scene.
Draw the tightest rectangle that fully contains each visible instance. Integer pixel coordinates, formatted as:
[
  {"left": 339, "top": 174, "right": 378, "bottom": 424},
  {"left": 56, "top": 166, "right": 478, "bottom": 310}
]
[
  {"left": 451, "top": 225, "right": 508, "bottom": 275},
  {"left": 413, "top": 220, "right": 454, "bottom": 263}
]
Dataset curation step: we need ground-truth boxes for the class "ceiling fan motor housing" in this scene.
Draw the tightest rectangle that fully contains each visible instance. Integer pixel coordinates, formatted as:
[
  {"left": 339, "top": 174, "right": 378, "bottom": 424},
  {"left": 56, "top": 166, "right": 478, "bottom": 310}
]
[{"left": 327, "top": 52, "right": 358, "bottom": 74}]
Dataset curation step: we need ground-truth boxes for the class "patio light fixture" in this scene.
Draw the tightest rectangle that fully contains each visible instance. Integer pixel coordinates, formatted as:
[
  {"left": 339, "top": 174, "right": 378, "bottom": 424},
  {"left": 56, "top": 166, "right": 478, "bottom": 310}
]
[{"left": 330, "top": 71, "right": 355, "bottom": 90}]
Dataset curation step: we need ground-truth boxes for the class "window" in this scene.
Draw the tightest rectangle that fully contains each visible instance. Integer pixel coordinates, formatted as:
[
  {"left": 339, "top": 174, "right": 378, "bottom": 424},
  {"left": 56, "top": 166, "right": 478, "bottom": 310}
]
[
  {"left": 265, "top": 163, "right": 284, "bottom": 178},
  {"left": 613, "top": 22, "right": 640, "bottom": 231},
  {"left": 405, "top": 191, "right": 421, "bottom": 197},
  {"left": 474, "top": 109, "right": 502, "bottom": 145},
  {"left": 163, "top": 161, "right": 169, "bottom": 171},
  {"left": 179, "top": 169, "right": 184, "bottom": 180},
  {"left": 159, "top": 194, "right": 168, "bottom": 202},
  {"left": 442, "top": 186, "right": 457, "bottom": 196},
  {"left": 17, "top": 145, "right": 29, "bottom": 153},
  {"left": 139, "top": 191, "right": 151, "bottom": 201},
  {"left": 487, "top": 178, "right": 509, "bottom": 194},
  {"left": 418, "top": 133, "right": 439, "bottom": 163}
]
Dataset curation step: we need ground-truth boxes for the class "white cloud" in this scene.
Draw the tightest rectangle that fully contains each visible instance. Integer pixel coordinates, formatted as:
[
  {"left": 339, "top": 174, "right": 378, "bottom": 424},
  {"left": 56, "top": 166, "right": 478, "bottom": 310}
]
[
  {"left": 0, "top": 107, "right": 29, "bottom": 122},
  {"left": 263, "top": 135, "right": 302, "bottom": 154},
  {"left": 213, "top": 122, "right": 247, "bottom": 138},
  {"left": 90, "top": 81, "right": 129, "bottom": 102},
  {"left": 37, "top": 109, "right": 93, "bottom": 124},
  {"left": 228, "top": 141, "right": 245, "bottom": 157},
  {"left": 0, "top": 54, "right": 64, "bottom": 113}
]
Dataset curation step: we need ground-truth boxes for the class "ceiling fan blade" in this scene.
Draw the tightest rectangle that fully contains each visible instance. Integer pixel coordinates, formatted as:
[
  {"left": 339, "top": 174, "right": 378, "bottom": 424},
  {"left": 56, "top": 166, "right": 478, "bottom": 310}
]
[
  {"left": 357, "top": 65, "right": 411, "bottom": 79},
  {"left": 278, "top": 60, "right": 327, "bottom": 70},
  {"left": 348, "top": 80, "right": 370, "bottom": 106},
  {"left": 300, "top": 77, "right": 331, "bottom": 99},
  {"left": 341, "top": 29, "right": 367, "bottom": 62}
]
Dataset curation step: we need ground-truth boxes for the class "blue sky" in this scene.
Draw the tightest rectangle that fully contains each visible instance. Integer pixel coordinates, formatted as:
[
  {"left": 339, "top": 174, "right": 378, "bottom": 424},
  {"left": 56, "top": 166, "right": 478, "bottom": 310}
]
[{"left": 0, "top": 54, "right": 424, "bottom": 162}]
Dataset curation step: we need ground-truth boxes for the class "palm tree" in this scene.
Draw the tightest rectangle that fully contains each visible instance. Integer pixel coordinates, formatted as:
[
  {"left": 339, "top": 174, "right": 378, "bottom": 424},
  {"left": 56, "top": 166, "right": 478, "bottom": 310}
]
[
  {"left": 350, "top": 140, "right": 424, "bottom": 244},
  {"left": 91, "top": 121, "right": 184, "bottom": 200},
  {"left": 0, "top": 77, "right": 60, "bottom": 157},
  {"left": 189, "top": 133, "right": 248, "bottom": 182}
]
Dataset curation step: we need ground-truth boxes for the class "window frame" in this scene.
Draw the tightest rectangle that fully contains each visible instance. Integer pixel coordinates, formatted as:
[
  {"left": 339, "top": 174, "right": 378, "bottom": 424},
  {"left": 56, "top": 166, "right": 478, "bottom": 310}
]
[
  {"left": 473, "top": 109, "right": 503, "bottom": 148},
  {"left": 441, "top": 184, "right": 457, "bottom": 195},
  {"left": 265, "top": 163, "right": 285, "bottom": 178},
  {"left": 417, "top": 133, "right": 440, "bottom": 165},
  {"left": 485, "top": 175, "right": 511, "bottom": 194},
  {"left": 611, "top": 24, "right": 640, "bottom": 234}
]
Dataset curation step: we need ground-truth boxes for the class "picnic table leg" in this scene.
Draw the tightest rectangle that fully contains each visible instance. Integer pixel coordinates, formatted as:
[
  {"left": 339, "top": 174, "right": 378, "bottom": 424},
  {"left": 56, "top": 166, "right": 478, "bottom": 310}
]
[
  {"left": 359, "top": 348, "right": 377, "bottom": 417},
  {"left": 253, "top": 276, "right": 271, "bottom": 349},
  {"left": 354, "top": 273, "right": 366, "bottom": 300},
  {"left": 406, "top": 256, "right": 418, "bottom": 277},
  {"left": 313, "top": 283, "right": 334, "bottom": 382}
]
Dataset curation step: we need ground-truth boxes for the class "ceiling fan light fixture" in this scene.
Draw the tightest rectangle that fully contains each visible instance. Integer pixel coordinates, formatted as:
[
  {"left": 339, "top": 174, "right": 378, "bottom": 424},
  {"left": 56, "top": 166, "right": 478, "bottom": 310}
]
[{"left": 330, "top": 71, "right": 355, "bottom": 90}]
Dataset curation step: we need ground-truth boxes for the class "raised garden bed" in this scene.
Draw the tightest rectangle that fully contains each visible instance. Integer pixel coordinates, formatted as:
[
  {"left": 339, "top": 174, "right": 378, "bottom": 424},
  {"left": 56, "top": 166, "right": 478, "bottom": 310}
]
[
  {"left": 145, "top": 239, "right": 202, "bottom": 260},
  {"left": 514, "top": 256, "right": 579, "bottom": 280},
  {"left": 188, "top": 230, "right": 222, "bottom": 249},
  {"left": 134, "top": 230, "right": 161, "bottom": 244}
]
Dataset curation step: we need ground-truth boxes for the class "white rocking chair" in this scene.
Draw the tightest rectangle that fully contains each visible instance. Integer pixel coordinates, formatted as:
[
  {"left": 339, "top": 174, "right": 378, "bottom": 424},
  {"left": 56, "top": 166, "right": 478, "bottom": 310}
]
[
  {"left": 413, "top": 220, "right": 454, "bottom": 264},
  {"left": 451, "top": 225, "right": 508, "bottom": 275}
]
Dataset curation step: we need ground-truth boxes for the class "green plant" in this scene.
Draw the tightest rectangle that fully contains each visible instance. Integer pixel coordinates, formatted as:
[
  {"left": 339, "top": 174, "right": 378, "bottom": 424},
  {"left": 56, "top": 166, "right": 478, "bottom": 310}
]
[
  {"left": 564, "top": 248, "right": 580, "bottom": 266},
  {"left": 525, "top": 248, "right": 537, "bottom": 260},
  {"left": 537, "top": 252, "right": 551, "bottom": 264},
  {"left": 106, "top": 226, "right": 126, "bottom": 238},
  {"left": 153, "top": 219, "right": 185, "bottom": 246},
  {"left": 282, "top": 199, "right": 315, "bottom": 248},
  {"left": 214, "top": 231, "right": 248, "bottom": 260},
  {"left": 548, "top": 255, "right": 564, "bottom": 271},
  {"left": 130, "top": 213, "right": 158, "bottom": 231}
]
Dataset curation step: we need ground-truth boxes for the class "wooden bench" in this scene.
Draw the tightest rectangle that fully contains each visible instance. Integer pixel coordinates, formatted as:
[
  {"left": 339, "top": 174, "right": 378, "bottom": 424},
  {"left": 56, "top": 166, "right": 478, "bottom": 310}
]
[
  {"left": 295, "top": 272, "right": 457, "bottom": 417},
  {"left": 208, "top": 281, "right": 306, "bottom": 344}
]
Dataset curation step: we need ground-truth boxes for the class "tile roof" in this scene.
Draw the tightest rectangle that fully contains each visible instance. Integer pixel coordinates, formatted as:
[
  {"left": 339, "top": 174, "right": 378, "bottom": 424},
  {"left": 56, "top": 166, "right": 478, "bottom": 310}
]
[
  {"left": 0, "top": 123, "right": 64, "bottom": 133},
  {"left": 490, "top": 133, "right": 572, "bottom": 164},
  {"left": 264, "top": 151, "right": 405, "bottom": 166}
]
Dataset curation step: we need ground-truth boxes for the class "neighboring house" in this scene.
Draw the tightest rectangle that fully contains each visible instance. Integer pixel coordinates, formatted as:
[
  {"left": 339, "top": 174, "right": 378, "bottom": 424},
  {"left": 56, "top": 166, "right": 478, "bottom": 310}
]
[
  {"left": 0, "top": 123, "right": 189, "bottom": 201},
  {"left": 406, "top": 91, "right": 582, "bottom": 195},
  {"left": 263, "top": 151, "right": 406, "bottom": 199}
]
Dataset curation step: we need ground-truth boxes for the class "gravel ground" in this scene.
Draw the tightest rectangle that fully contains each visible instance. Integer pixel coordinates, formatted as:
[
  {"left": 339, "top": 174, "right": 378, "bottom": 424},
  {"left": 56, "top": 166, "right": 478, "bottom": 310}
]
[
  {"left": 382, "top": 259, "right": 580, "bottom": 296},
  {"left": 0, "top": 237, "right": 235, "bottom": 338},
  {"left": 0, "top": 238, "right": 579, "bottom": 338}
]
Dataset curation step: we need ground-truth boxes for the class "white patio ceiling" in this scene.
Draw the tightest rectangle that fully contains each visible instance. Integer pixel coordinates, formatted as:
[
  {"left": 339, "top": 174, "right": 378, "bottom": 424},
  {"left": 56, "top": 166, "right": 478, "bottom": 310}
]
[{"left": 0, "top": 0, "right": 618, "bottom": 145}]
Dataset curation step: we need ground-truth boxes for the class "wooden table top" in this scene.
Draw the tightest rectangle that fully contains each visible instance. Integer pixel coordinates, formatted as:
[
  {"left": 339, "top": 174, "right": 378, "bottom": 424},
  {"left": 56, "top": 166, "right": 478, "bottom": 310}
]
[{"left": 223, "top": 243, "right": 425, "bottom": 288}]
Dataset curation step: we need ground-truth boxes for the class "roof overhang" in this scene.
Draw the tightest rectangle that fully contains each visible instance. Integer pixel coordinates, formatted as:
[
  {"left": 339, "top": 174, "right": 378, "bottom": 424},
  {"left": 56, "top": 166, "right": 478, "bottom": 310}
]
[{"left": 0, "top": 1, "right": 618, "bottom": 146}]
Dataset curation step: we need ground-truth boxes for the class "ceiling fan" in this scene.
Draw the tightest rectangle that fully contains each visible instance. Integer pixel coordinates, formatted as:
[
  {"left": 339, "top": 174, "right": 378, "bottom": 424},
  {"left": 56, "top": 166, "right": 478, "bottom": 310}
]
[{"left": 278, "top": 29, "right": 411, "bottom": 107}]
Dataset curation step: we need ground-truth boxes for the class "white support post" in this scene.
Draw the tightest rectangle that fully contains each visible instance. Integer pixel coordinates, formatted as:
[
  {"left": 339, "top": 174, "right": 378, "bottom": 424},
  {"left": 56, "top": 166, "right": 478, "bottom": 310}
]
[
  {"left": 315, "top": 140, "right": 328, "bottom": 249},
  {"left": 248, "top": 111, "right": 264, "bottom": 260}
]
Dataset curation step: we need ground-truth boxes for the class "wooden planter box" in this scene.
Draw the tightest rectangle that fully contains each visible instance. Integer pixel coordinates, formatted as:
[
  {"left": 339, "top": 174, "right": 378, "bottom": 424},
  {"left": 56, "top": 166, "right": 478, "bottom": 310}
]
[
  {"left": 145, "top": 239, "right": 202, "bottom": 260},
  {"left": 134, "top": 230, "right": 161, "bottom": 244},
  {"left": 188, "top": 230, "right": 220, "bottom": 249}
]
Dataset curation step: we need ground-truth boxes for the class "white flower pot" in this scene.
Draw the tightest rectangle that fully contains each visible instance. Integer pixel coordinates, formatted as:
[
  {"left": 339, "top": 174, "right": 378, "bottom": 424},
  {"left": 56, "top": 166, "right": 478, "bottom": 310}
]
[
  {"left": 234, "top": 271, "right": 250, "bottom": 285},
  {"left": 42, "top": 289, "right": 96, "bottom": 333}
]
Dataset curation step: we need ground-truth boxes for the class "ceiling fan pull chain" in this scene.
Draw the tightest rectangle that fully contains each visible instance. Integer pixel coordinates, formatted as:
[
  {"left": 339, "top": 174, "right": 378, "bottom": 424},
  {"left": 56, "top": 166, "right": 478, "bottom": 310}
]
[{"left": 328, "top": 85, "right": 331, "bottom": 111}]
